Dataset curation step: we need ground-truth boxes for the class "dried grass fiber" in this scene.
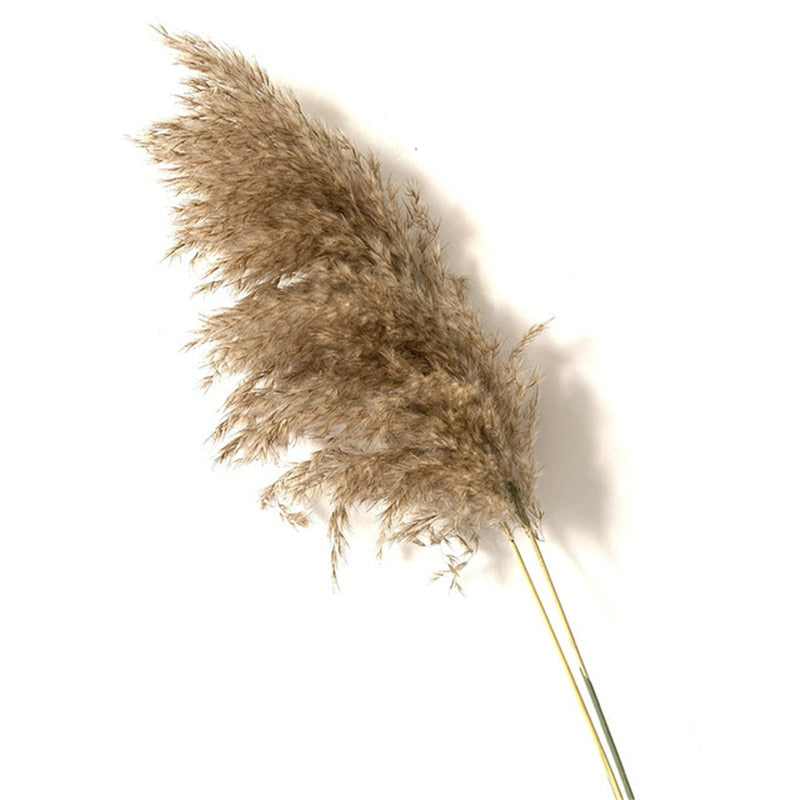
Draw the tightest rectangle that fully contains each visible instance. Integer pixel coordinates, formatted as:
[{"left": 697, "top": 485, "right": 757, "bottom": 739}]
[{"left": 139, "top": 28, "right": 544, "bottom": 586}]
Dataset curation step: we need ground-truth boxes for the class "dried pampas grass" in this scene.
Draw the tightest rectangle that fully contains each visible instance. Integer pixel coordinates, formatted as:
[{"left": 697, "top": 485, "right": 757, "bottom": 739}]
[
  {"left": 139, "top": 29, "right": 636, "bottom": 798},
  {"left": 139, "top": 27, "right": 543, "bottom": 586}
]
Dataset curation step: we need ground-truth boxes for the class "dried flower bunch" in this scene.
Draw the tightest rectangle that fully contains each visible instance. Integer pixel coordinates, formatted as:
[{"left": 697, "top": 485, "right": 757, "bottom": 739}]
[{"left": 139, "top": 28, "right": 543, "bottom": 585}]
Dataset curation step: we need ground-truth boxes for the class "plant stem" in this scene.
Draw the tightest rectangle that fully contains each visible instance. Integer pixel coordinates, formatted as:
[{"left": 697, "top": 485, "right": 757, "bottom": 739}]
[
  {"left": 503, "top": 527, "right": 624, "bottom": 800},
  {"left": 525, "top": 531, "right": 635, "bottom": 800}
]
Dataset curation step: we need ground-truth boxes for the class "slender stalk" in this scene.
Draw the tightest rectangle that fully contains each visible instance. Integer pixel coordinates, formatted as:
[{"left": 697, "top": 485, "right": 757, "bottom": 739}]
[
  {"left": 503, "top": 526, "right": 624, "bottom": 800},
  {"left": 525, "top": 530, "right": 635, "bottom": 800}
]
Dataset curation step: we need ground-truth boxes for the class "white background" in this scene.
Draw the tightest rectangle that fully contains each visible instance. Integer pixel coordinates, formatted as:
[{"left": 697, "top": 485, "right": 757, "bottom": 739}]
[{"left": 3, "top": 2, "right": 799, "bottom": 798}]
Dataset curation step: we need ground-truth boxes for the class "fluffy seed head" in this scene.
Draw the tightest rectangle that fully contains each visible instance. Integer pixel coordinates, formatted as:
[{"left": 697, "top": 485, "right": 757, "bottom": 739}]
[{"left": 139, "top": 27, "right": 543, "bottom": 586}]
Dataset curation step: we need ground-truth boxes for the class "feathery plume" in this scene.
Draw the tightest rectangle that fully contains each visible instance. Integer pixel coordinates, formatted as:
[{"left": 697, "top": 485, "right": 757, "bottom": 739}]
[
  {"left": 139, "top": 30, "right": 635, "bottom": 798},
  {"left": 139, "top": 27, "right": 543, "bottom": 586}
]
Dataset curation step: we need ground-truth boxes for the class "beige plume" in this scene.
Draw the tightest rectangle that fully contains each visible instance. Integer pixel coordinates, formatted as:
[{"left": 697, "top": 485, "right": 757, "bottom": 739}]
[
  {"left": 138, "top": 27, "right": 544, "bottom": 588},
  {"left": 138, "top": 29, "right": 635, "bottom": 798}
]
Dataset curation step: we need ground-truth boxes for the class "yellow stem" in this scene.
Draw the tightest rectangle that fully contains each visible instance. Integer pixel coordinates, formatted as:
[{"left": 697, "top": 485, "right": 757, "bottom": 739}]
[
  {"left": 525, "top": 530, "right": 635, "bottom": 800},
  {"left": 503, "top": 527, "right": 624, "bottom": 800}
]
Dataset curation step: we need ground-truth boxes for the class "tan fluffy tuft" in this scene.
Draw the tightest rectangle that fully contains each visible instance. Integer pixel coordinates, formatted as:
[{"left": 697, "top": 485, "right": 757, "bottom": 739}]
[{"left": 139, "top": 28, "right": 543, "bottom": 586}]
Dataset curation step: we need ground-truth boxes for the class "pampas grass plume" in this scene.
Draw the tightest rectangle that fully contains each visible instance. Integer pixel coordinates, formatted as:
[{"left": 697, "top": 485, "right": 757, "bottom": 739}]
[{"left": 138, "top": 27, "right": 544, "bottom": 587}]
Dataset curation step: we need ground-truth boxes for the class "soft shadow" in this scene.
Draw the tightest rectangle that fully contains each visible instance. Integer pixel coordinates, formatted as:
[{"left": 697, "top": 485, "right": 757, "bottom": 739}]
[
  {"left": 528, "top": 339, "right": 614, "bottom": 555},
  {"left": 294, "top": 87, "right": 614, "bottom": 579}
]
